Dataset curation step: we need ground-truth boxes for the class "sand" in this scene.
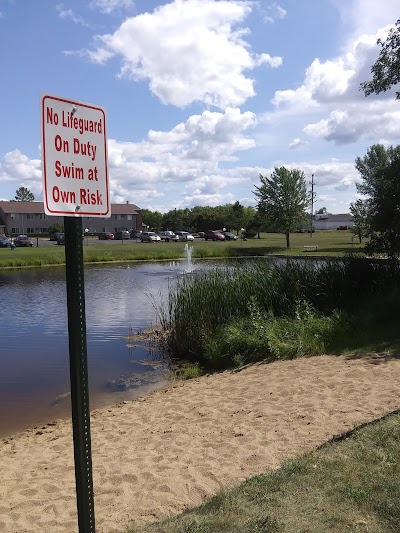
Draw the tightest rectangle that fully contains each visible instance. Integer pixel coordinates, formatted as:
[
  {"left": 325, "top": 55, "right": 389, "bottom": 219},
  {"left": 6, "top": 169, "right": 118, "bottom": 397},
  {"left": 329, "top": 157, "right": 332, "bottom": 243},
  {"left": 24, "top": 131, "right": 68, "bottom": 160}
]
[{"left": 1, "top": 353, "right": 400, "bottom": 533}]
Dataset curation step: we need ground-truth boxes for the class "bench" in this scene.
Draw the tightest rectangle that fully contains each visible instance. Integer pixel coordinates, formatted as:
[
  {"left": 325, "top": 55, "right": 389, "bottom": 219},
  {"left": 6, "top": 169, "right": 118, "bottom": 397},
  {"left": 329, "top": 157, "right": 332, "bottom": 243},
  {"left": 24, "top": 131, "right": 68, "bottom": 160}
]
[{"left": 303, "top": 245, "right": 318, "bottom": 252}]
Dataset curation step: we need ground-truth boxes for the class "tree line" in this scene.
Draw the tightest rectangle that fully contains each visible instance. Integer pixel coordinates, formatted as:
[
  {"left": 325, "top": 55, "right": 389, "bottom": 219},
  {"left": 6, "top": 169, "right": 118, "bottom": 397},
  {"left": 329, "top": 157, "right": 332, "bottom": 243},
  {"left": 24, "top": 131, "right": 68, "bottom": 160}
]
[{"left": 141, "top": 202, "right": 259, "bottom": 237}]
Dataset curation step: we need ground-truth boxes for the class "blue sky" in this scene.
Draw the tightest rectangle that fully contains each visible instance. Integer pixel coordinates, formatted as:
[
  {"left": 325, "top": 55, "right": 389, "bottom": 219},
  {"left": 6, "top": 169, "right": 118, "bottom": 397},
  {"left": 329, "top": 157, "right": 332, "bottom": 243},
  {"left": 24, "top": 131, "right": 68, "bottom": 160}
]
[{"left": 0, "top": 0, "right": 399, "bottom": 213}]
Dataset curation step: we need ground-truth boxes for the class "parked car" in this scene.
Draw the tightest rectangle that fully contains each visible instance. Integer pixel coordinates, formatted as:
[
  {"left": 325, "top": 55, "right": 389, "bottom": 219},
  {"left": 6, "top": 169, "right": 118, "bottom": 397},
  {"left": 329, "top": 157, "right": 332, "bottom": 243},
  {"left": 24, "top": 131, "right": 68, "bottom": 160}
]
[
  {"left": 0, "top": 236, "right": 12, "bottom": 248},
  {"left": 130, "top": 230, "right": 142, "bottom": 239},
  {"left": 140, "top": 231, "right": 161, "bottom": 242},
  {"left": 49, "top": 232, "right": 64, "bottom": 241},
  {"left": 14, "top": 235, "right": 34, "bottom": 247},
  {"left": 204, "top": 230, "right": 225, "bottom": 241},
  {"left": 222, "top": 231, "right": 238, "bottom": 241},
  {"left": 174, "top": 231, "right": 195, "bottom": 242},
  {"left": 56, "top": 233, "right": 65, "bottom": 245},
  {"left": 157, "top": 230, "right": 179, "bottom": 242},
  {"left": 337, "top": 225, "right": 348, "bottom": 230},
  {"left": 114, "top": 230, "right": 130, "bottom": 240},
  {"left": 98, "top": 232, "right": 114, "bottom": 240}
]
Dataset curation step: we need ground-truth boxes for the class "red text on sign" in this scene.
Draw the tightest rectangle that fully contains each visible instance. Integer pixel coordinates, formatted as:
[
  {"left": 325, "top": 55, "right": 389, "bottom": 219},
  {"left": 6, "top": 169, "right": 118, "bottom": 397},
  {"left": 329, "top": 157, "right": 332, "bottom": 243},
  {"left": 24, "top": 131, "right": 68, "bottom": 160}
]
[
  {"left": 51, "top": 187, "right": 103, "bottom": 206},
  {"left": 52, "top": 186, "right": 76, "bottom": 204},
  {"left": 80, "top": 189, "right": 103, "bottom": 205},
  {"left": 55, "top": 161, "right": 84, "bottom": 179}
]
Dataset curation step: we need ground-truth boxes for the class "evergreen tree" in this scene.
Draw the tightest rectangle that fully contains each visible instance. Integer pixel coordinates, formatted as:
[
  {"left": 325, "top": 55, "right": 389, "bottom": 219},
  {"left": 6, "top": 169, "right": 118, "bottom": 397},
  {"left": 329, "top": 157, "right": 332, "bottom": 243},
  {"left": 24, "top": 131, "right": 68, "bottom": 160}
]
[{"left": 12, "top": 187, "right": 35, "bottom": 202}]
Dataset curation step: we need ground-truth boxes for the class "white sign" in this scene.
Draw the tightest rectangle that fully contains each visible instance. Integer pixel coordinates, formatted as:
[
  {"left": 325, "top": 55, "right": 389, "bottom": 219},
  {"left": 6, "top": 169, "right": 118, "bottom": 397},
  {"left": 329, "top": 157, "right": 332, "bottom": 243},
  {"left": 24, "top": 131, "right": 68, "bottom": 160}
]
[{"left": 41, "top": 94, "right": 110, "bottom": 217}]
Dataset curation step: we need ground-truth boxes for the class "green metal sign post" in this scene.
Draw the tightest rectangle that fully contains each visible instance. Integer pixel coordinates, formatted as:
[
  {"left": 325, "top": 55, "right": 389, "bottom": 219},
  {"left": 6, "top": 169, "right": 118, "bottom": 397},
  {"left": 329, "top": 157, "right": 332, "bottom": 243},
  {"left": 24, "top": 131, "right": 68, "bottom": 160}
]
[
  {"left": 64, "top": 216, "right": 96, "bottom": 533},
  {"left": 41, "top": 94, "right": 110, "bottom": 532}
]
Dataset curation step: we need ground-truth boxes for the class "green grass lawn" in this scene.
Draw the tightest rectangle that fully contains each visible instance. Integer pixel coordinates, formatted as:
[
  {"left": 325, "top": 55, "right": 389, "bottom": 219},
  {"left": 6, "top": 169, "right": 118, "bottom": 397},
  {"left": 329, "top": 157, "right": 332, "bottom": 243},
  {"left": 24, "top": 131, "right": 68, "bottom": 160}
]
[
  {"left": 0, "top": 231, "right": 364, "bottom": 268},
  {"left": 128, "top": 411, "right": 400, "bottom": 533}
]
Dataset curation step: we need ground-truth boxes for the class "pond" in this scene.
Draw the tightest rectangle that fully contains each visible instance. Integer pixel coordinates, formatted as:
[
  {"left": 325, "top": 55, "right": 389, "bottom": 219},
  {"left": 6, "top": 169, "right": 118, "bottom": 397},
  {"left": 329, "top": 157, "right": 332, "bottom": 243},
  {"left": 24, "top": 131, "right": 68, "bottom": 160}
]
[{"left": 0, "top": 252, "right": 203, "bottom": 437}]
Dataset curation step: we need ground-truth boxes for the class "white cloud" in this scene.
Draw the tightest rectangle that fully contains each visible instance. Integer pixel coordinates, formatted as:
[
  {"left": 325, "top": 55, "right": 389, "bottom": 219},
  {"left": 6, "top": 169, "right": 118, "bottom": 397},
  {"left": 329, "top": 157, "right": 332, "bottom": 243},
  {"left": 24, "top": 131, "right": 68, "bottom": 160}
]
[
  {"left": 289, "top": 138, "right": 310, "bottom": 151},
  {"left": 303, "top": 161, "right": 358, "bottom": 190},
  {"left": 89, "top": 0, "right": 135, "bottom": 15},
  {"left": 255, "top": 53, "right": 282, "bottom": 68},
  {"left": 304, "top": 101, "right": 400, "bottom": 145},
  {"left": 101, "top": 107, "right": 257, "bottom": 205},
  {"left": 80, "top": 0, "right": 282, "bottom": 108},
  {"left": 258, "top": 160, "right": 358, "bottom": 189},
  {"left": 272, "top": 28, "right": 389, "bottom": 109},
  {"left": 1, "top": 150, "right": 42, "bottom": 180},
  {"left": 263, "top": 2, "right": 287, "bottom": 24},
  {"left": 330, "top": 0, "right": 399, "bottom": 42},
  {"left": 0, "top": 150, "right": 43, "bottom": 199},
  {"left": 270, "top": 24, "right": 400, "bottom": 145},
  {"left": 56, "top": 4, "right": 89, "bottom": 27}
]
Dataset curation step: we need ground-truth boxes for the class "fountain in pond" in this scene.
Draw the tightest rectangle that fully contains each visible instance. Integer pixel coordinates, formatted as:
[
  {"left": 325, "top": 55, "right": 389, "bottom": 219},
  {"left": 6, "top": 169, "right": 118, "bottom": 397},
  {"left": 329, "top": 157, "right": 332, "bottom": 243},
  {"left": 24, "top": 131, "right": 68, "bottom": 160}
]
[{"left": 183, "top": 243, "right": 194, "bottom": 273}]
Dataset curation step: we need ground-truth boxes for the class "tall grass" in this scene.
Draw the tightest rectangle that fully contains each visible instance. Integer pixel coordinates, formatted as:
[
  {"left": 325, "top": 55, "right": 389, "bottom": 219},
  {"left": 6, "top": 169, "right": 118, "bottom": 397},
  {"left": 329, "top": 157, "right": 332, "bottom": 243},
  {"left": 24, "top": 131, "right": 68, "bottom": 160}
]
[{"left": 160, "top": 257, "right": 400, "bottom": 369}]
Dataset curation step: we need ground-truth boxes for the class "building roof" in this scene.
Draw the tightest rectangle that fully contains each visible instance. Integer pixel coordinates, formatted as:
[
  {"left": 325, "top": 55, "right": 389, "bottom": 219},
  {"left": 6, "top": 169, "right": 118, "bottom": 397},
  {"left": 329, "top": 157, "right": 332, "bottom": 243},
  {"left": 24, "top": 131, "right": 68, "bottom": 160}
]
[
  {"left": 314, "top": 213, "right": 353, "bottom": 222},
  {"left": 111, "top": 203, "right": 140, "bottom": 214},
  {"left": 0, "top": 201, "right": 140, "bottom": 215}
]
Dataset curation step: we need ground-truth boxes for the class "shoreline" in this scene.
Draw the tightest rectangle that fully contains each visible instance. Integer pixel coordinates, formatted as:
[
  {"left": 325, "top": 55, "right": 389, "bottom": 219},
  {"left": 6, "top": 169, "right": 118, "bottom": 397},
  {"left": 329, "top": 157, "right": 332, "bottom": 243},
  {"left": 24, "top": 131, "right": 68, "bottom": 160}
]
[
  {"left": 2, "top": 353, "right": 400, "bottom": 533},
  {"left": 0, "top": 251, "right": 367, "bottom": 271},
  {"left": 0, "top": 378, "right": 171, "bottom": 440}
]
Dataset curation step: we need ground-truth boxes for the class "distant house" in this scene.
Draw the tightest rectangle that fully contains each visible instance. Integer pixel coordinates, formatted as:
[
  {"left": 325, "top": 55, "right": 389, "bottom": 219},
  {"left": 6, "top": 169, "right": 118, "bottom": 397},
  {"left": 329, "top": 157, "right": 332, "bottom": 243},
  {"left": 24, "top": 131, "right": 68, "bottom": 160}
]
[
  {"left": 0, "top": 201, "right": 142, "bottom": 236},
  {"left": 313, "top": 213, "right": 354, "bottom": 230}
]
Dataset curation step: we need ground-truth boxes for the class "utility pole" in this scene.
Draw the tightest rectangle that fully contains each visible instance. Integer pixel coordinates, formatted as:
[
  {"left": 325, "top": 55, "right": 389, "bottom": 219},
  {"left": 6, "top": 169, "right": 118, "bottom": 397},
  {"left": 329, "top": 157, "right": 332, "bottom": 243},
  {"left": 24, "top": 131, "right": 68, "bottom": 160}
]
[{"left": 310, "top": 174, "right": 314, "bottom": 237}]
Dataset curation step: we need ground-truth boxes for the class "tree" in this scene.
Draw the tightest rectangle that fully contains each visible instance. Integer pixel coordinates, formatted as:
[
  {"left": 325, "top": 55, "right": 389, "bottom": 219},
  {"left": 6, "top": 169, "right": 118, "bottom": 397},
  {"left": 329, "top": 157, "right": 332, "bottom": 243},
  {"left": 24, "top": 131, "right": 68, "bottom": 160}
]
[
  {"left": 254, "top": 167, "right": 310, "bottom": 248},
  {"left": 316, "top": 207, "right": 327, "bottom": 214},
  {"left": 355, "top": 144, "right": 400, "bottom": 257},
  {"left": 188, "top": 206, "right": 217, "bottom": 232},
  {"left": 12, "top": 187, "right": 35, "bottom": 202},
  {"left": 349, "top": 199, "right": 369, "bottom": 244},
  {"left": 228, "top": 201, "right": 244, "bottom": 231},
  {"left": 141, "top": 208, "right": 163, "bottom": 230},
  {"left": 48, "top": 222, "right": 64, "bottom": 235},
  {"left": 360, "top": 18, "right": 400, "bottom": 99}
]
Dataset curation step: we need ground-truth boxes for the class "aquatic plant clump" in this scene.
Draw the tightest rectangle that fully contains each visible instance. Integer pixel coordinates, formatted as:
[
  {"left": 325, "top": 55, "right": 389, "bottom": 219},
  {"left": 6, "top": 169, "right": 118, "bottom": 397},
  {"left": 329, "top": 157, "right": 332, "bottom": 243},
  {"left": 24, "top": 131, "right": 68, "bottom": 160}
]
[{"left": 161, "top": 257, "right": 400, "bottom": 369}]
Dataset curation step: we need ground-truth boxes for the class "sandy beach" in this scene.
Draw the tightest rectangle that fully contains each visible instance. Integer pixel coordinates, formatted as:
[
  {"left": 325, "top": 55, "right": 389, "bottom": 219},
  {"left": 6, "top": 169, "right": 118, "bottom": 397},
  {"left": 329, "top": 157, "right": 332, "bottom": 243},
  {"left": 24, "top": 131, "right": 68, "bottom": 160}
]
[{"left": 1, "top": 353, "right": 400, "bottom": 533}]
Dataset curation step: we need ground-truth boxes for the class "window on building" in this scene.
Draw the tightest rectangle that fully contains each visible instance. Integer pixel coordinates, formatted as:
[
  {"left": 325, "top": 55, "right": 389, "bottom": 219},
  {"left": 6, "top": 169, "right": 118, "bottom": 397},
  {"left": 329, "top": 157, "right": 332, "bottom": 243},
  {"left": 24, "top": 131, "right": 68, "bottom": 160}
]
[
  {"left": 27, "top": 228, "right": 34, "bottom": 234},
  {"left": 127, "top": 215, "right": 132, "bottom": 220},
  {"left": 11, "top": 227, "right": 20, "bottom": 234},
  {"left": 27, "top": 214, "right": 34, "bottom": 220},
  {"left": 10, "top": 214, "right": 16, "bottom": 219}
]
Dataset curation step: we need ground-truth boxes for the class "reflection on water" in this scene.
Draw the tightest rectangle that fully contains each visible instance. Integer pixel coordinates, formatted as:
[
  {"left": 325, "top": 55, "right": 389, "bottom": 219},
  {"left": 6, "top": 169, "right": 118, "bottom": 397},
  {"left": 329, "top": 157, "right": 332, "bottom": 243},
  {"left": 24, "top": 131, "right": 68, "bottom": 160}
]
[{"left": 0, "top": 259, "right": 205, "bottom": 437}]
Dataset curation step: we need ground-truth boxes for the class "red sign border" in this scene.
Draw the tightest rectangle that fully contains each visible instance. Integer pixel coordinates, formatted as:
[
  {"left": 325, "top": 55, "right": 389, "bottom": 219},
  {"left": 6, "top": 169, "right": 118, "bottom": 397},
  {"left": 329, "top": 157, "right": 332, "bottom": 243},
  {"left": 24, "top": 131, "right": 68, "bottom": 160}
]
[{"left": 41, "top": 94, "right": 110, "bottom": 217}]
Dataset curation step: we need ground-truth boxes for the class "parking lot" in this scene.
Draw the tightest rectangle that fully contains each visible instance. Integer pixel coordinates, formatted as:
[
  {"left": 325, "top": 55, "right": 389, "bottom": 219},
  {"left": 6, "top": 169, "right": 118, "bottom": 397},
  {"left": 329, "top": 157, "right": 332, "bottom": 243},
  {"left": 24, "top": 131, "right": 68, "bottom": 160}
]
[
  {"left": 34, "top": 235, "right": 202, "bottom": 247},
  {"left": 34, "top": 236, "right": 140, "bottom": 247}
]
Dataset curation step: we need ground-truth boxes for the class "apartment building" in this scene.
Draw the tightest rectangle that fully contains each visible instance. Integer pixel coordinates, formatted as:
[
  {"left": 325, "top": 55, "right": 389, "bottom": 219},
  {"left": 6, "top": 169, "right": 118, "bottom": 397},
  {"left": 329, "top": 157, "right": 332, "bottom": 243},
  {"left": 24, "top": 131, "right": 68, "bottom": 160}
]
[{"left": 0, "top": 201, "right": 142, "bottom": 236}]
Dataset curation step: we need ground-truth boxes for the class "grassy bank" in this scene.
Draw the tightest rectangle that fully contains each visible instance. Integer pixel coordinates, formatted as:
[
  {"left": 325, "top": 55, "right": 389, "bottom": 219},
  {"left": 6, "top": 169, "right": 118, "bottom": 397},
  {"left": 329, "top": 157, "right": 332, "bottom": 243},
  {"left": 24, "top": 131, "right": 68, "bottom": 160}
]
[
  {"left": 0, "top": 230, "right": 364, "bottom": 268},
  {"left": 128, "top": 410, "right": 400, "bottom": 533},
  {"left": 160, "top": 257, "right": 400, "bottom": 370}
]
